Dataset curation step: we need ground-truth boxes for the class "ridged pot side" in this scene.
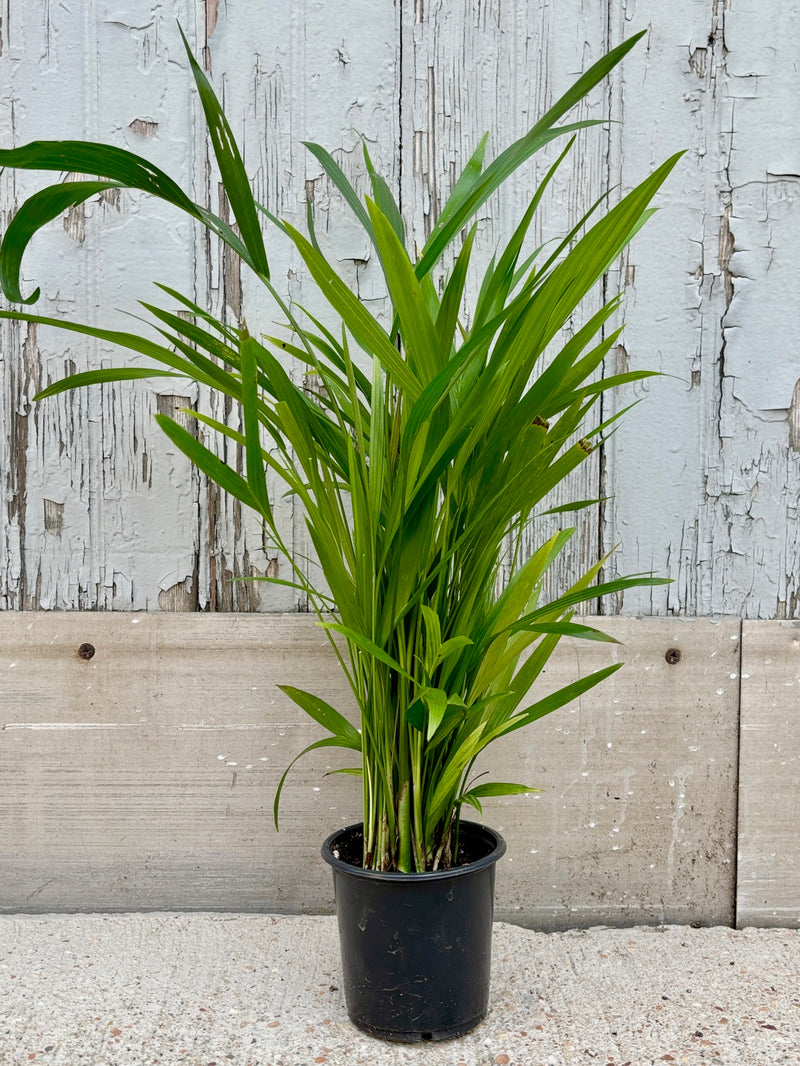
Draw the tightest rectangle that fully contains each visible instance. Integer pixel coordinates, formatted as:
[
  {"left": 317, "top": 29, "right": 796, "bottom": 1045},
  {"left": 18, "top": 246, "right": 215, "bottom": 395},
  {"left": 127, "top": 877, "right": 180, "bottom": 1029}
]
[{"left": 322, "top": 821, "right": 506, "bottom": 1042}]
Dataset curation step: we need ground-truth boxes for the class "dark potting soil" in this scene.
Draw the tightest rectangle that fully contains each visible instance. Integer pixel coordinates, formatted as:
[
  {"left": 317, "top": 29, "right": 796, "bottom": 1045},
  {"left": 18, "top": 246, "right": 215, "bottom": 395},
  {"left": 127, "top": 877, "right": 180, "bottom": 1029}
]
[{"left": 330, "top": 825, "right": 491, "bottom": 872}]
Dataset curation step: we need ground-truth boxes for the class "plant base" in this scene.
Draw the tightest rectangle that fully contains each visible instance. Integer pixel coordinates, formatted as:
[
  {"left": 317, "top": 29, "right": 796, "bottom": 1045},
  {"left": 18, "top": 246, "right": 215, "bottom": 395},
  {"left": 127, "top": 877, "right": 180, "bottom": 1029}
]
[{"left": 321, "top": 821, "right": 506, "bottom": 1043}]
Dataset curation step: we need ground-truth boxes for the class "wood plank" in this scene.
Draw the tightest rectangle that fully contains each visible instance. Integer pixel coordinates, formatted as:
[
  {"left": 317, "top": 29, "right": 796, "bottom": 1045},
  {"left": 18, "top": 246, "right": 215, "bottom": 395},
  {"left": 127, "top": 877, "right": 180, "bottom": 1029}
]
[
  {"left": 0, "top": 613, "right": 362, "bottom": 912},
  {"left": 0, "top": 614, "right": 739, "bottom": 924},
  {"left": 737, "top": 621, "right": 800, "bottom": 927},
  {"left": 605, "top": 1, "right": 800, "bottom": 618}
]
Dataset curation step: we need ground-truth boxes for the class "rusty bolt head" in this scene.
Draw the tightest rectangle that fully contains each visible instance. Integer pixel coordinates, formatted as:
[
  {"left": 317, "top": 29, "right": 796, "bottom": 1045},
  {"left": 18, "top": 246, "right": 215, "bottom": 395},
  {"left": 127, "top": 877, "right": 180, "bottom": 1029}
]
[
  {"left": 77, "top": 642, "right": 96, "bottom": 661},
  {"left": 664, "top": 647, "right": 682, "bottom": 665}
]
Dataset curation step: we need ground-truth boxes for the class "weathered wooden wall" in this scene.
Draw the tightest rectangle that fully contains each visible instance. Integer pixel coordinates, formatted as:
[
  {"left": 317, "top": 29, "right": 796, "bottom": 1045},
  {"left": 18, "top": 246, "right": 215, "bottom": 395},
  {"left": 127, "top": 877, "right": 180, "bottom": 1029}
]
[{"left": 1, "top": 1, "right": 797, "bottom": 617}]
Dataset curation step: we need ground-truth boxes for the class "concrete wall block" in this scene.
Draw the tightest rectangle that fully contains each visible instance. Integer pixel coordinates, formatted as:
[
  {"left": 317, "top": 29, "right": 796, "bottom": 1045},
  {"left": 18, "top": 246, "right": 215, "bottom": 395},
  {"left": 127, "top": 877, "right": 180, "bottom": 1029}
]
[
  {"left": 1, "top": 614, "right": 743, "bottom": 926},
  {"left": 737, "top": 621, "right": 800, "bottom": 928}
]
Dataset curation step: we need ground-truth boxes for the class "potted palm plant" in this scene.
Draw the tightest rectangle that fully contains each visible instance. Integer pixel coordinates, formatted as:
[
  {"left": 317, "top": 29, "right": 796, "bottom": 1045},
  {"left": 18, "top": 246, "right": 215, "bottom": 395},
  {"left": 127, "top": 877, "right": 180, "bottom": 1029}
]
[{"left": 0, "top": 26, "right": 679, "bottom": 1042}]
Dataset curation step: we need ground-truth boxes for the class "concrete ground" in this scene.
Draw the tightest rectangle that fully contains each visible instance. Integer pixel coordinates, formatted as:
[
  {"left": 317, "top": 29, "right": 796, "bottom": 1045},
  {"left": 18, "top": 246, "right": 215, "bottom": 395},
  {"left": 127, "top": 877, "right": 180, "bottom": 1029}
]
[{"left": 1, "top": 915, "right": 798, "bottom": 1065}]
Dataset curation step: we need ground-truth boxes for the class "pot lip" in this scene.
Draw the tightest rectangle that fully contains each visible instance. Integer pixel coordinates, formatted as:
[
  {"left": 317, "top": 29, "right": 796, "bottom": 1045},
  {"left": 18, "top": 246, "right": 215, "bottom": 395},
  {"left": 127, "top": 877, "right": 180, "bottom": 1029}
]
[{"left": 321, "top": 819, "right": 506, "bottom": 882}]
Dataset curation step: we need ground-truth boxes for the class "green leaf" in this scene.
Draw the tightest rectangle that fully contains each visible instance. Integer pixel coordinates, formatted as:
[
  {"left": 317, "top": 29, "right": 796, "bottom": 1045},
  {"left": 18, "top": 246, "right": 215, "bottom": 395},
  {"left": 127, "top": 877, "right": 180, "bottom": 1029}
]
[
  {"left": 33, "top": 367, "right": 180, "bottom": 399},
  {"left": 0, "top": 180, "right": 121, "bottom": 303},
  {"left": 461, "top": 781, "right": 539, "bottom": 800},
  {"left": 0, "top": 139, "right": 200, "bottom": 213},
  {"left": 421, "top": 686, "right": 449, "bottom": 740},
  {"left": 303, "top": 140, "right": 374, "bottom": 240},
  {"left": 318, "top": 621, "right": 414, "bottom": 681},
  {"left": 434, "top": 133, "right": 488, "bottom": 233},
  {"left": 492, "top": 663, "right": 625, "bottom": 741},
  {"left": 178, "top": 25, "right": 270, "bottom": 280},
  {"left": 282, "top": 221, "right": 422, "bottom": 399},
  {"left": 435, "top": 224, "right": 477, "bottom": 354},
  {"left": 434, "top": 635, "right": 473, "bottom": 668},
  {"left": 363, "top": 141, "right": 405, "bottom": 244},
  {"left": 278, "top": 684, "right": 362, "bottom": 750},
  {"left": 420, "top": 604, "right": 442, "bottom": 660},
  {"left": 366, "top": 197, "right": 442, "bottom": 384},
  {"left": 405, "top": 696, "right": 426, "bottom": 733},
  {"left": 239, "top": 335, "right": 271, "bottom": 518},
  {"left": 154, "top": 412, "right": 261, "bottom": 512},
  {"left": 520, "top": 621, "right": 621, "bottom": 644}
]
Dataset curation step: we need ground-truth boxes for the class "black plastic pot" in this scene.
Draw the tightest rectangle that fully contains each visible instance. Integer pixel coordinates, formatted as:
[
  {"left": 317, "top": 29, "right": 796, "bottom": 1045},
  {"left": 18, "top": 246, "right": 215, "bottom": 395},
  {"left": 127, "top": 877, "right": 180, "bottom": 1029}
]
[{"left": 321, "top": 820, "right": 506, "bottom": 1042}]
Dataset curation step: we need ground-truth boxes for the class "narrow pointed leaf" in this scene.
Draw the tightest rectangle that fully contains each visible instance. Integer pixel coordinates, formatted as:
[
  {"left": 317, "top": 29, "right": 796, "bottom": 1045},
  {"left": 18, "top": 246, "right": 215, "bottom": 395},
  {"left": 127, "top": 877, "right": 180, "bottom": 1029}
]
[
  {"left": 154, "top": 412, "right": 261, "bottom": 512},
  {"left": 0, "top": 180, "right": 121, "bottom": 302},
  {"left": 178, "top": 25, "right": 269, "bottom": 279},
  {"left": 278, "top": 684, "right": 361, "bottom": 749},
  {"left": 239, "top": 336, "right": 271, "bottom": 517},
  {"left": 304, "top": 140, "right": 374, "bottom": 238}
]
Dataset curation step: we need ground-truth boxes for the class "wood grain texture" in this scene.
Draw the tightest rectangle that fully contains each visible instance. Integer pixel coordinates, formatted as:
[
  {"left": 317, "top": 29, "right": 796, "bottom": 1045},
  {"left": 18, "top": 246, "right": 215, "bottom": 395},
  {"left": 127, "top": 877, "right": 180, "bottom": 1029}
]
[
  {"left": 603, "top": 0, "right": 800, "bottom": 618},
  {"left": 488, "top": 615, "right": 741, "bottom": 929},
  {"left": 737, "top": 621, "right": 800, "bottom": 927},
  {"left": 2, "top": 3, "right": 796, "bottom": 618},
  {"left": 0, "top": 613, "right": 740, "bottom": 925},
  {"left": 0, "top": 2, "right": 398, "bottom": 613}
]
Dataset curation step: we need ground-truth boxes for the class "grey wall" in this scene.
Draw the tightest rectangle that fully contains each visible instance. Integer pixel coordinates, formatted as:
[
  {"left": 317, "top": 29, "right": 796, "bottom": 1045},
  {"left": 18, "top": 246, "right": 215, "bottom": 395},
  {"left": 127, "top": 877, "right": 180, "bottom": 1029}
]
[
  {"left": 2, "top": 613, "right": 798, "bottom": 929},
  {"left": 1, "top": 2, "right": 798, "bottom": 617}
]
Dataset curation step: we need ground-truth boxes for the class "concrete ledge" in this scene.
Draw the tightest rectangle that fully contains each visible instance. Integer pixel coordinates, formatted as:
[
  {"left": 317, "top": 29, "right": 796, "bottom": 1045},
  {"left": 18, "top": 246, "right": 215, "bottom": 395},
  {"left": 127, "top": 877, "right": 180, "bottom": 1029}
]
[
  {"left": 2, "top": 913, "right": 799, "bottom": 1065},
  {"left": 2, "top": 613, "right": 798, "bottom": 927},
  {"left": 0, "top": 613, "right": 744, "bottom": 926}
]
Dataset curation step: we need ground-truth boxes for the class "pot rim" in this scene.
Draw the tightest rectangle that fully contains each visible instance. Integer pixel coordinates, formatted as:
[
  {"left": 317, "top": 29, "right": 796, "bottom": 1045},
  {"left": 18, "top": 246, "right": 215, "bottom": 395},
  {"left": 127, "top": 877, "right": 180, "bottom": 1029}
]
[{"left": 321, "top": 819, "right": 506, "bottom": 882}]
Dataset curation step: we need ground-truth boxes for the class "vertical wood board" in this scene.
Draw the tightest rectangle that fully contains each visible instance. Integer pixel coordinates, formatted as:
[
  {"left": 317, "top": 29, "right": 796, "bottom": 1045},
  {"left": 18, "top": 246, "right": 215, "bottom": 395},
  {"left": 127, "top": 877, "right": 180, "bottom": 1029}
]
[
  {"left": 488, "top": 616, "right": 740, "bottom": 929},
  {"left": 401, "top": 1, "right": 611, "bottom": 607},
  {"left": 605, "top": 0, "right": 800, "bottom": 618},
  {"left": 0, "top": 2, "right": 399, "bottom": 613}
]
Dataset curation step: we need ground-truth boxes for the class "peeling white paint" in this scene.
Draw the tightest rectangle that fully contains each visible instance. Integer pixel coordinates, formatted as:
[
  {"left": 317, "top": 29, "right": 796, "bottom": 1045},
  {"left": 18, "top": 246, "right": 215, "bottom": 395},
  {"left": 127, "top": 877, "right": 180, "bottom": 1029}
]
[{"left": 0, "top": 4, "right": 798, "bottom": 618}]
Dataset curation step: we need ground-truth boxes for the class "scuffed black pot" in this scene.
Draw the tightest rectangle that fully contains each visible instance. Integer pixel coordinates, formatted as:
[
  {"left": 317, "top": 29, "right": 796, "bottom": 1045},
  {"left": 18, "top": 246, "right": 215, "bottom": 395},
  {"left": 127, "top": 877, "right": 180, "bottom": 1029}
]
[{"left": 321, "top": 820, "right": 506, "bottom": 1042}]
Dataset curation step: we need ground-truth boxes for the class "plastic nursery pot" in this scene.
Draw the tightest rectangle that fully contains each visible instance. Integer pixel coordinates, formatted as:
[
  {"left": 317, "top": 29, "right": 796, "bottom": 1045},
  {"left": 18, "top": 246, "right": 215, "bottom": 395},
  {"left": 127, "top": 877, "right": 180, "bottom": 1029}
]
[{"left": 321, "top": 820, "right": 506, "bottom": 1043}]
